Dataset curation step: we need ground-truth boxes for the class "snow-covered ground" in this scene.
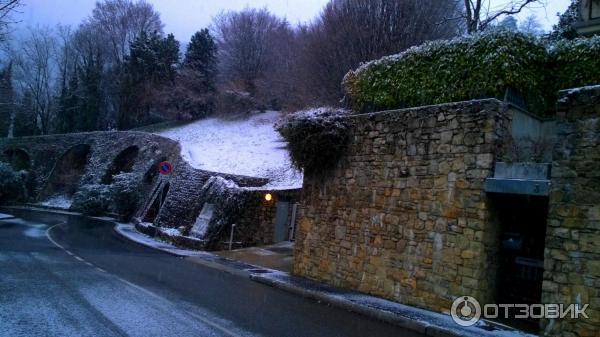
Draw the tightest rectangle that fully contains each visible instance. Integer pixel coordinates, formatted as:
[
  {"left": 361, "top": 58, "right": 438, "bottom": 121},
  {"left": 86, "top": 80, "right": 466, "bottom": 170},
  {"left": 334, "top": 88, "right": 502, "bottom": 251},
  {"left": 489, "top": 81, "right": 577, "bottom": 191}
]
[
  {"left": 157, "top": 111, "right": 303, "bottom": 189},
  {"left": 37, "top": 195, "right": 72, "bottom": 209}
]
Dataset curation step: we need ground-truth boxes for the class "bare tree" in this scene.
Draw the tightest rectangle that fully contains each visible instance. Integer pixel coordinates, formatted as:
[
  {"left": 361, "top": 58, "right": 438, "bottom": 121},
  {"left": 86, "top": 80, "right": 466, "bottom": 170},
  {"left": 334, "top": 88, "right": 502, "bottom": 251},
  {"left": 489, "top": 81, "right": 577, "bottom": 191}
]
[
  {"left": 519, "top": 14, "right": 544, "bottom": 35},
  {"left": 13, "top": 26, "right": 57, "bottom": 135},
  {"left": 0, "top": 0, "right": 20, "bottom": 41},
  {"left": 86, "top": 0, "right": 163, "bottom": 64},
  {"left": 78, "top": 0, "right": 164, "bottom": 129},
  {"left": 294, "top": 0, "right": 462, "bottom": 106},
  {"left": 212, "top": 8, "right": 287, "bottom": 96},
  {"left": 461, "top": 0, "right": 546, "bottom": 34}
]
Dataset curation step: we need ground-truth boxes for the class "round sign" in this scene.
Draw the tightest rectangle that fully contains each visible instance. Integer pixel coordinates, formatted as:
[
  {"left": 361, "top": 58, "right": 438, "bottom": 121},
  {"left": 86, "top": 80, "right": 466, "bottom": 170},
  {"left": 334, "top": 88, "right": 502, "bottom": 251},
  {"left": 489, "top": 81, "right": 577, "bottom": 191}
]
[{"left": 158, "top": 161, "right": 172, "bottom": 175}]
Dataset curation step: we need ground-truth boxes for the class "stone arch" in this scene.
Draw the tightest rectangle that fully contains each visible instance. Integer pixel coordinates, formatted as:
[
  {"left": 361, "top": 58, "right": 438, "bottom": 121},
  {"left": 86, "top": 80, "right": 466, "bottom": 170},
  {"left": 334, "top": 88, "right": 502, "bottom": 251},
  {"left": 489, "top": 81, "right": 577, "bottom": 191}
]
[
  {"left": 143, "top": 182, "right": 170, "bottom": 223},
  {"left": 45, "top": 144, "right": 91, "bottom": 196},
  {"left": 102, "top": 145, "right": 140, "bottom": 184},
  {"left": 3, "top": 148, "right": 31, "bottom": 171}
]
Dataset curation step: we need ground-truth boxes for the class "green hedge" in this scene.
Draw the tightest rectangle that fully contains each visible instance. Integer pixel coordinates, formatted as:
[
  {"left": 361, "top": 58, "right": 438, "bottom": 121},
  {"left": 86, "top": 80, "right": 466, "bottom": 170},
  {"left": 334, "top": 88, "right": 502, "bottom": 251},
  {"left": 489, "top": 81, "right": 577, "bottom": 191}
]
[
  {"left": 344, "top": 31, "right": 600, "bottom": 114},
  {"left": 551, "top": 36, "right": 600, "bottom": 91}
]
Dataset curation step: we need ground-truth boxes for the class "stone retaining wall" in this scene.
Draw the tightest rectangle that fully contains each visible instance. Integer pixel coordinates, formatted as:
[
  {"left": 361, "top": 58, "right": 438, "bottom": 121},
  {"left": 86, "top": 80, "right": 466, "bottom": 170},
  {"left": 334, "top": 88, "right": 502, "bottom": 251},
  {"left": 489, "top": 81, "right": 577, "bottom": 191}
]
[
  {"left": 542, "top": 86, "right": 600, "bottom": 336},
  {"left": 0, "top": 131, "right": 294, "bottom": 250},
  {"left": 293, "top": 99, "right": 513, "bottom": 312}
]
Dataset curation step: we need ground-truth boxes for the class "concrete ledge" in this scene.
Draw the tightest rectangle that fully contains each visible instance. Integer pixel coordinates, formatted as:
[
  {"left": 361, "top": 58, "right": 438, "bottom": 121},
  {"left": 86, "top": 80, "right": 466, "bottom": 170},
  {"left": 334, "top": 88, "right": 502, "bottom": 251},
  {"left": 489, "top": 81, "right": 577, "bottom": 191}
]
[{"left": 484, "top": 178, "right": 551, "bottom": 196}]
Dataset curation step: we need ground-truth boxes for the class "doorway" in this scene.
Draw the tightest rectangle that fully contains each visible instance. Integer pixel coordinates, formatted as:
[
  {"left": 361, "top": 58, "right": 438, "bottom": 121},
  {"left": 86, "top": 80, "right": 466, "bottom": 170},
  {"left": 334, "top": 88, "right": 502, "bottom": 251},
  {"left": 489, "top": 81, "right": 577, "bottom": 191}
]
[
  {"left": 273, "top": 201, "right": 290, "bottom": 243},
  {"left": 491, "top": 193, "right": 549, "bottom": 331}
]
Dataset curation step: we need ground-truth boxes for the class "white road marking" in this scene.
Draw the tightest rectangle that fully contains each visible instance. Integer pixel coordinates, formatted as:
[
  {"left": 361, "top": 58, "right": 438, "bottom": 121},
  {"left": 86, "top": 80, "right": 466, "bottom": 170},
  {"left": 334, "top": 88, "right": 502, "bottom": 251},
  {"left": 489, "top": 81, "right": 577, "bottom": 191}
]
[{"left": 45, "top": 222, "right": 244, "bottom": 337}]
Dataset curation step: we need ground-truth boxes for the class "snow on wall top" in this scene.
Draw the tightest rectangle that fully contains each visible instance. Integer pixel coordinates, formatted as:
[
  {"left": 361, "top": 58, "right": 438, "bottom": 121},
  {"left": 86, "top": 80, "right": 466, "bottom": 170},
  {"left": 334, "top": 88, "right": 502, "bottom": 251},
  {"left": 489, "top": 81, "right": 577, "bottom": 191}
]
[{"left": 157, "top": 111, "right": 303, "bottom": 189}]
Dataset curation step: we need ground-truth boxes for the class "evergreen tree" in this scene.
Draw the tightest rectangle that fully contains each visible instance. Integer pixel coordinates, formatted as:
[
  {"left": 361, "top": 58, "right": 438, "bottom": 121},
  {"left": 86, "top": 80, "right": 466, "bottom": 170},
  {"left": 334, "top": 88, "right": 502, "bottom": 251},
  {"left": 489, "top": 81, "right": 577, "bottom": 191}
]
[
  {"left": 549, "top": 0, "right": 582, "bottom": 40},
  {"left": 13, "top": 91, "right": 37, "bottom": 137},
  {"left": 184, "top": 29, "right": 217, "bottom": 89},
  {"left": 55, "top": 72, "right": 80, "bottom": 133},
  {"left": 497, "top": 16, "right": 518, "bottom": 30},
  {"left": 77, "top": 57, "right": 103, "bottom": 132},
  {"left": 0, "top": 63, "right": 14, "bottom": 137},
  {"left": 120, "top": 31, "right": 180, "bottom": 129}
]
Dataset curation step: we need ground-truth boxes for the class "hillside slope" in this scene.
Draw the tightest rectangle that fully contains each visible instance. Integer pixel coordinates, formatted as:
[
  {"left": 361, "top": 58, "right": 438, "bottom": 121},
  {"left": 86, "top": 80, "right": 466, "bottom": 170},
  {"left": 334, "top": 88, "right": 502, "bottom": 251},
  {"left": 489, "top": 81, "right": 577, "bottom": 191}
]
[{"left": 157, "top": 111, "right": 303, "bottom": 189}]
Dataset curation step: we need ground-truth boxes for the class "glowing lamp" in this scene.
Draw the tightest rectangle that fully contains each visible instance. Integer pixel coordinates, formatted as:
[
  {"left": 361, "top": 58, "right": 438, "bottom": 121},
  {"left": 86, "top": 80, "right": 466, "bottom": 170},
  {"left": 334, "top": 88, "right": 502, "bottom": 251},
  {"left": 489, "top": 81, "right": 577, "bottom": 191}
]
[{"left": 264, "top": 193, "right": 273, "bottom": 201}]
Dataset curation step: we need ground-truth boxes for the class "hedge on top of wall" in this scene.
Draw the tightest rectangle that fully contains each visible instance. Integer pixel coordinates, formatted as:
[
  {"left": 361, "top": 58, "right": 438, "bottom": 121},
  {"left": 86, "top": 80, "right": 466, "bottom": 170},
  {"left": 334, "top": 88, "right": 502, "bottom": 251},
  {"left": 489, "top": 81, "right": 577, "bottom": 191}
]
[
  {"left": 343, "top": 30, "right": 600, "bottom": 115},
  {"left": 343, "top": 30, "right": 550, "bottom": 114},
  {"left": 551, "top": 35, "right": 600, "bottom": 92}
]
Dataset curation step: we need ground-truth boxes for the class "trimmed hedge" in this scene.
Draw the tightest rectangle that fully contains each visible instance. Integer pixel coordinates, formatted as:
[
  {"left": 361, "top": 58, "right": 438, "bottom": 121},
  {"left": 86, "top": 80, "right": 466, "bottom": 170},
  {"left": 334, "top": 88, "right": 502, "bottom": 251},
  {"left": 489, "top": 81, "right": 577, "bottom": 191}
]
[
  {"left": 277, "top": 107, "right": 350, "bottom": 175},
  {"left": 551, "top": 36, "right": 600, "bottom": 92},
  {"left": 344, "top": 31, "right": 600, "bottom": 115}
]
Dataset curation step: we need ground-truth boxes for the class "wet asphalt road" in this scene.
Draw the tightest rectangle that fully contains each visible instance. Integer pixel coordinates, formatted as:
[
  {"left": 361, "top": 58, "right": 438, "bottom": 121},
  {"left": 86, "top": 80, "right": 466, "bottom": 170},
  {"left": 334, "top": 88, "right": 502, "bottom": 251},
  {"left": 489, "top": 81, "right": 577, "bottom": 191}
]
[{"left": 0, "top": 209, "right": 423, "bottom": 337}]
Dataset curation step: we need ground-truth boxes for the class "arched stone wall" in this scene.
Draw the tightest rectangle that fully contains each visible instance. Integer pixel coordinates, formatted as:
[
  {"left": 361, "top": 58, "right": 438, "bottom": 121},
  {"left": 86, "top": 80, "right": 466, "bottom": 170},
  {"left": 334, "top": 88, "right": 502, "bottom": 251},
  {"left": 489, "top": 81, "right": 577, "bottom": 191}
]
[
  {"left": 2, "top": 148, "right": 31, "bottom": 171},
  {"left": 101, "top": 145, "right": 140, "bottom": 184},
  {"left": 43, "top": 144, "right": 91, "bottom": 197}
]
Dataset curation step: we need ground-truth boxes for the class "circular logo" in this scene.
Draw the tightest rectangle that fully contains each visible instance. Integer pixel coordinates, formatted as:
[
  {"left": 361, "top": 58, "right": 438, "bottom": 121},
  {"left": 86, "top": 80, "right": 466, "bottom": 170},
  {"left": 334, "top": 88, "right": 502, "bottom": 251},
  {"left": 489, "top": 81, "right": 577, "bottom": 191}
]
[
  {"left": 158, "top": 161, "right": 172, "bottom": 175},
  {"left": 451, "top": 296, "right": 482, "bottom": 327}
]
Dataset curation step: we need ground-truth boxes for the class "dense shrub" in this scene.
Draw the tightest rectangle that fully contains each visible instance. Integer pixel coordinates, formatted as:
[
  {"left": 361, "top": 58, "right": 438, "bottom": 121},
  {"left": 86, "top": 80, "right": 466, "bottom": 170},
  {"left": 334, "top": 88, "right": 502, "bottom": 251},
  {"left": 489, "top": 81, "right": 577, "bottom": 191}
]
[
  {"left": 551, "top": 36, "right": 600, "bottom": 91},
  {"left": 277, "top": 107, "right": 350, "bottom": 175},
  {"left": 344, "top": 31, "right": 600, "bottom": 115},
  {"left": 110, "top": 173, "right": 142, "bottom": 219},
  {"left": 344, "top": 30, "right": 549, "bottom": 114},
  {"left": 71, "top": 184, "right": 111, "bottom": 215},
  {"left": 216, "top": 90, "right": 265, "bottom": 115},
  {"left": 0, "top": 162, "right": 25, "bottom": 204}
]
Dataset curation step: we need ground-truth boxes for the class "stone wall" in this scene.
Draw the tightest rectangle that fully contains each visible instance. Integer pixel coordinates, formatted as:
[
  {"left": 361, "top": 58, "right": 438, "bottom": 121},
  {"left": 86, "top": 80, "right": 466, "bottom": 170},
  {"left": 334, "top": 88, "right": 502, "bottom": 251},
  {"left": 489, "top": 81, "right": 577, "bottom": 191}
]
[
  {"left": 542, "top": 85, "right": 600, "bottom": 337},
  {"left": 235, "top": 189, "right": 301, "bottom": 247},
  {"left": 293, "top": 99, "right": 513, "bottom": 313},
  {"left": 153, "top": 160, "right": 268, "bottom": 230},
  {"left": 0, "top": 131, "right": 181, "bottom": 203},
  {"left": 0, "top": 131, "right": 294, "bottom": 250}
]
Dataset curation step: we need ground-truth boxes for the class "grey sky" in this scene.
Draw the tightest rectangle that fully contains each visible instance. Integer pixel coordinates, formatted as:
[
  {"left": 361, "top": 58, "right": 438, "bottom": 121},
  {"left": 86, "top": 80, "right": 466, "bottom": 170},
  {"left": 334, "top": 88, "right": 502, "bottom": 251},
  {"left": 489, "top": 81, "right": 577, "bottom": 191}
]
[{"left": 14, "top": 0, "right": 571, "bottom": 42}]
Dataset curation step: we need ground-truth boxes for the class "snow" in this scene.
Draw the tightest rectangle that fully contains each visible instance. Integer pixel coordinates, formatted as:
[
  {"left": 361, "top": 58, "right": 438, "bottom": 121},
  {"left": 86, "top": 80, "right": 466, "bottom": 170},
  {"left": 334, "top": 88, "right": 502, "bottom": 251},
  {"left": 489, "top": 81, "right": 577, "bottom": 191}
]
[
  {"left": 157, "top": 111, "right": 303, "bottom": 189},
  {"left": 191, "top": 203, "right": 214, "bottom": 239},
  {"left": 116, "top": 223, "right": 213, "bottom": 258},
  {"left": 38, "top": 195, "right": 72, "bottom": 209},
  {"left": 0, "top": 213, "right": 14, "bottom": 220},
  {"left": 160, "top": 227, "right": 181, "bottom": 237}
]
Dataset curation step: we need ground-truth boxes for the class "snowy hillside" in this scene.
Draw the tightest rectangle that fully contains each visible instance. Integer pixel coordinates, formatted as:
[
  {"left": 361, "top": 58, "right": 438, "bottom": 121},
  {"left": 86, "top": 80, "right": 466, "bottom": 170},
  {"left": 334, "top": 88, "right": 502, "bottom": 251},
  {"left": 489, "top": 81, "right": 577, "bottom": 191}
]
[{"left": 157, "top": 111, "right": 303, "bottom": 189}]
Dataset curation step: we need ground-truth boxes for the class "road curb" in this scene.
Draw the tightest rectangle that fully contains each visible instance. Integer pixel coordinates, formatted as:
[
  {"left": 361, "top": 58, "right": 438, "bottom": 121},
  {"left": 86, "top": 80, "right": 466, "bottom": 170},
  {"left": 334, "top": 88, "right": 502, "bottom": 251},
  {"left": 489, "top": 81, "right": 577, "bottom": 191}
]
[
  {"left": 37, "top": 213, "right": 532, "bottom": 337},
  {"left": 250, "top": 273, "right": 433, "bottom": 335},
  {"left": 249, "top": 273, "right": 534, "bottom": 337}
]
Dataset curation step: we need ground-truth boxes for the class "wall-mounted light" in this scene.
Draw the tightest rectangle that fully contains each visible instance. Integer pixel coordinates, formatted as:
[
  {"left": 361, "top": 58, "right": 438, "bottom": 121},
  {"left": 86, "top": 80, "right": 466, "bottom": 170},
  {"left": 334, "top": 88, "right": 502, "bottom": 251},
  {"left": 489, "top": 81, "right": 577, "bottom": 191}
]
[{"left": 264, "top": 193, "right": 273, "bottom": 201}]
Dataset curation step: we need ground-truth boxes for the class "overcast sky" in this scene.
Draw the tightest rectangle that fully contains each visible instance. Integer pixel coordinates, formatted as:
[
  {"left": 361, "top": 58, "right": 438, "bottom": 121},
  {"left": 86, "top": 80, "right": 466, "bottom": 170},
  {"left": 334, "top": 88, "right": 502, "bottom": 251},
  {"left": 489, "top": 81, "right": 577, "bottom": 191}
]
[{"left": 14, "top": 0, "right": 572, "bottom": 42}]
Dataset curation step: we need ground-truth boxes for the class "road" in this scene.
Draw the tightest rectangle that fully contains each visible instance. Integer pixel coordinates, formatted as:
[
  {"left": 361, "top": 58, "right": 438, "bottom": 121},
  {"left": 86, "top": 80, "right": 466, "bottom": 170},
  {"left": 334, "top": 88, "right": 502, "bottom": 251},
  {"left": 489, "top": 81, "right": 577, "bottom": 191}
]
[{"left": 0, "top": 209, "right": 422, "bottom": 337}]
